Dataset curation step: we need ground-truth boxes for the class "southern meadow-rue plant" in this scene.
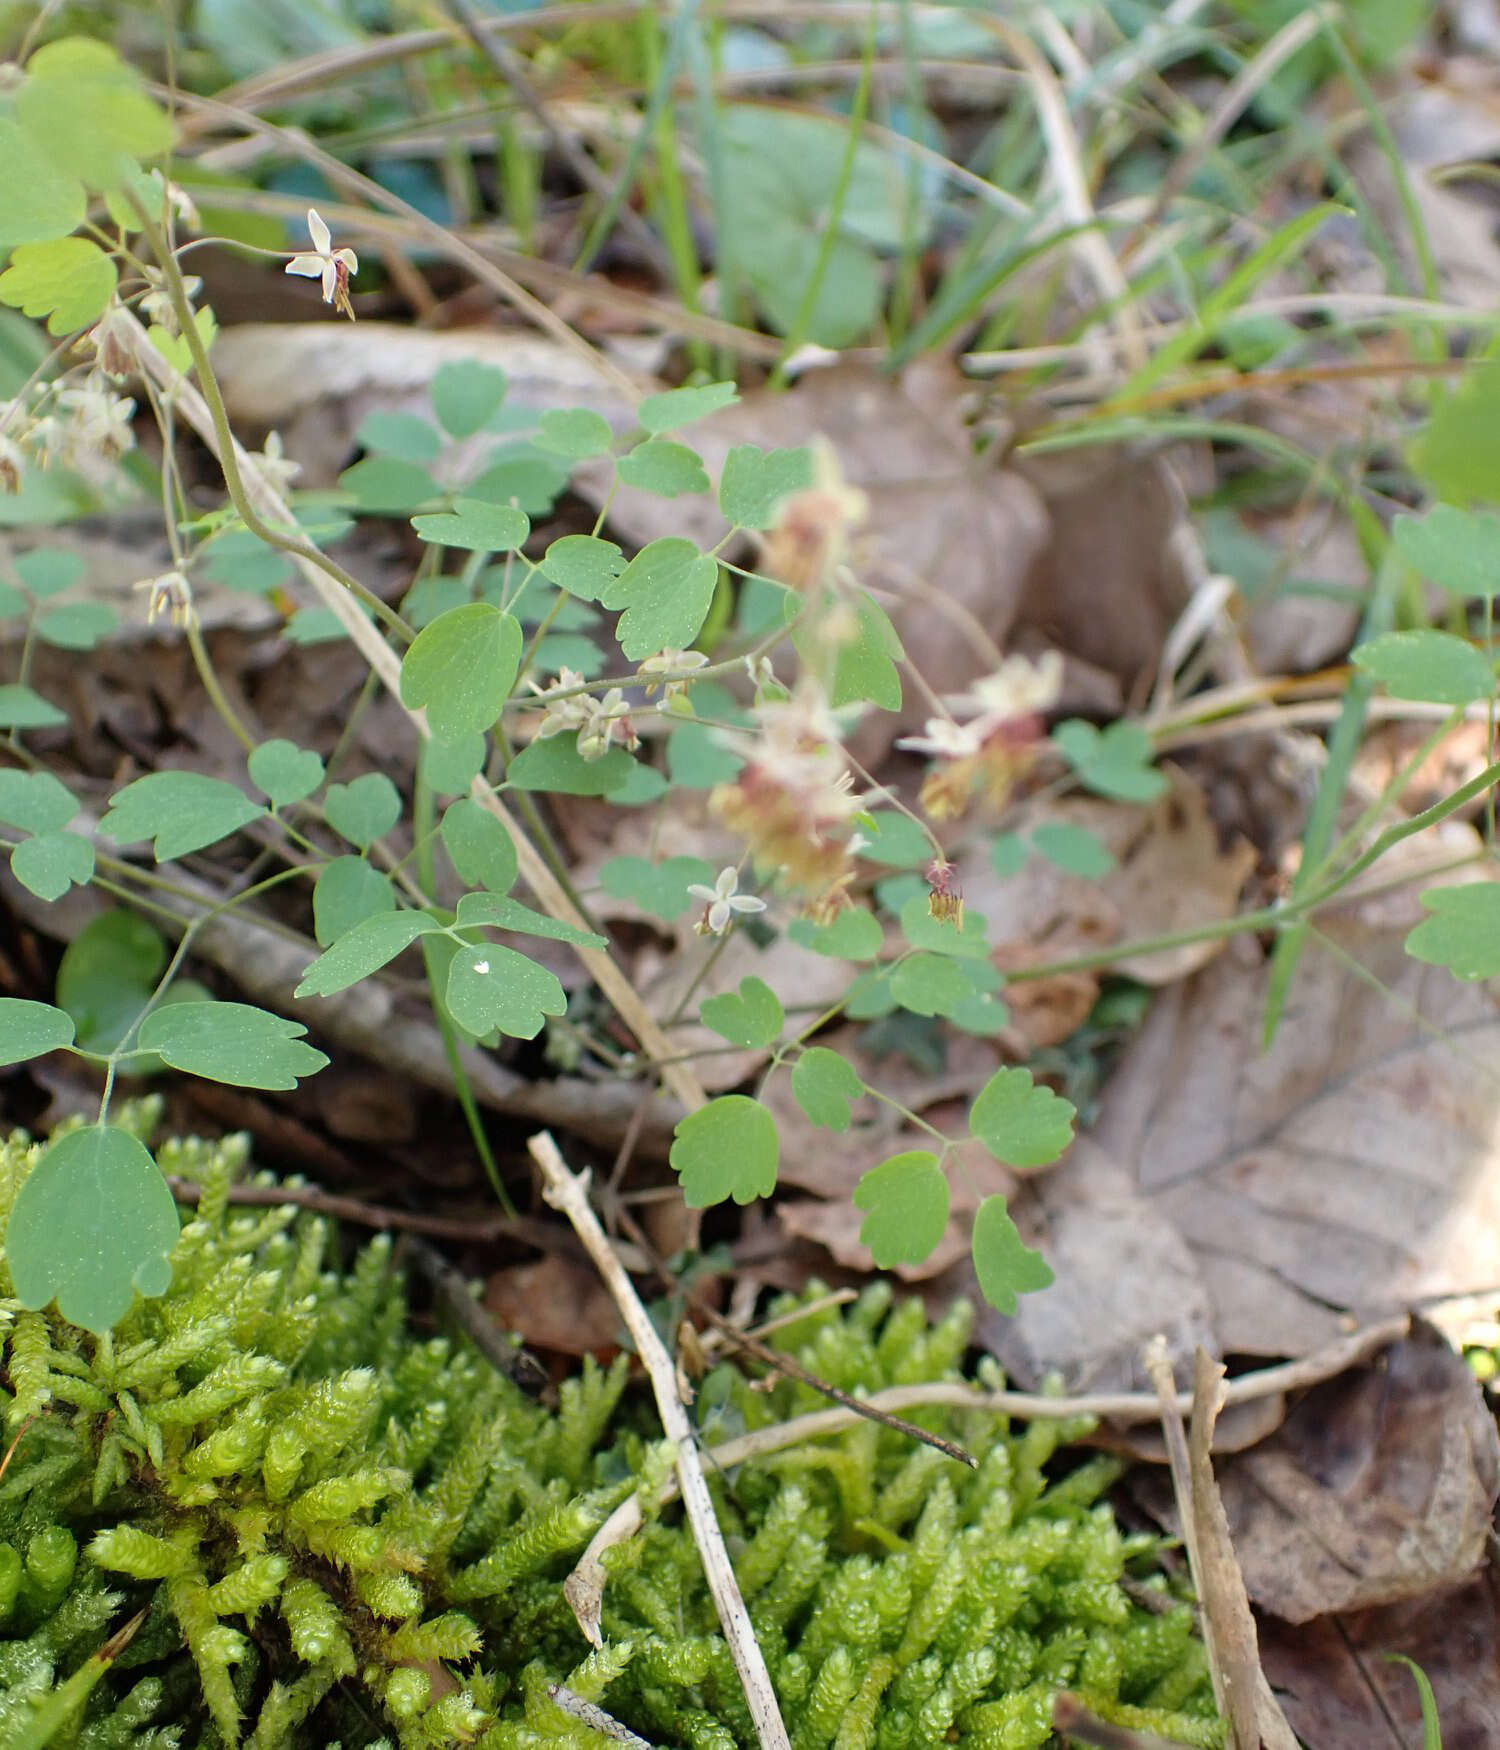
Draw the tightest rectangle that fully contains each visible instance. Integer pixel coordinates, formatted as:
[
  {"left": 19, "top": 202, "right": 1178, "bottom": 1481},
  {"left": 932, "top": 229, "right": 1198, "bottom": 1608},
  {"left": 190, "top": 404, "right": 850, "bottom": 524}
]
[{"left": 0, "top": 34, "right": 1498, "bottom": 1348}]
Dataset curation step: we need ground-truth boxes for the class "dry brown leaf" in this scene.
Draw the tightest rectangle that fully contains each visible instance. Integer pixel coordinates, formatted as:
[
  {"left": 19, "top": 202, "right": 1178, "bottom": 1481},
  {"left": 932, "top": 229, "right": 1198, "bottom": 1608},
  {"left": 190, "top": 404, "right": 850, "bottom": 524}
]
[
  {"left": 964, "top": 764, "right": 1256, "bottom": 988},
  {"left": 1139, "top": 1324, "right": 1500, "bottom": 1626},
  {"left": 985, "top": 876, "right": 1500, "bottom": 1388},
  {"left": 212, "top": 322, "right": 644, "bottom": 483},
  {"left": 1259, "top": 1559, "right": 1500, "bottom": 1750},
  {"left": 483, "top": 1252, "right": 621, "bottom": 1358},
  {"left": 1234, "top": 505, "right": 1367, "bottom": 676}
]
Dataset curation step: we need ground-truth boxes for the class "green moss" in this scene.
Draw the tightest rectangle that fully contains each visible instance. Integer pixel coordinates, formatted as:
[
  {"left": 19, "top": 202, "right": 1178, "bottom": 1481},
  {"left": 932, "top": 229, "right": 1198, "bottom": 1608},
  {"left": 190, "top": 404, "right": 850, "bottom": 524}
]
[{"left": 0, "top": 1113, "right": 1222, "bottom": 1749}]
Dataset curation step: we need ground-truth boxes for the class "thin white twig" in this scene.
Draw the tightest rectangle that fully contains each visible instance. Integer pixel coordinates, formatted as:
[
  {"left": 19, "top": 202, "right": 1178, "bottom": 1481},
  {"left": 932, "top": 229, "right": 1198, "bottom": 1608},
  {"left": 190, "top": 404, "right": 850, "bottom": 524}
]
[{"left": 527, "top": 1131, "right": 792, "bottom": 1750}]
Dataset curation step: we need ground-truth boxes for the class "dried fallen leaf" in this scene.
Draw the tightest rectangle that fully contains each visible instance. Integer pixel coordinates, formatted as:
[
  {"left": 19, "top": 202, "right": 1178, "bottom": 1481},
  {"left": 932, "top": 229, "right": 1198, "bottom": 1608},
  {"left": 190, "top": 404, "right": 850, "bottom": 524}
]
[
  {"left": 1139, "top": 1323, "right": 1500, "bottom": 1626},
  {"left": 483, "top": 1251, "right": 621, "bottom": 1358},
  {"left": 985, "top": 871, "right": 1500, "bottom": 1388}
]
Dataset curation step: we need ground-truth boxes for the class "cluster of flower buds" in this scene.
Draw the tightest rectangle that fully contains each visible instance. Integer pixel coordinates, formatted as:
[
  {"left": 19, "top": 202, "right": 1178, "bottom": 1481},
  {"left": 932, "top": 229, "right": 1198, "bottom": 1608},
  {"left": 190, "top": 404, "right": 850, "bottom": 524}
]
[
  {"left": 710, "top": 686, "right": 868, "bottom": 906},
  {"left": 0, "top": 376, "right": 137, "bottom": 493},
  {"left": 636, "top": 647, "right": 708, "bottom": 706},
  {"left": 897, "top": 650, "right": 1064, "bottom": 819},
  {"left": 526, "top": 669, "right": 639, "bottom": 763}
]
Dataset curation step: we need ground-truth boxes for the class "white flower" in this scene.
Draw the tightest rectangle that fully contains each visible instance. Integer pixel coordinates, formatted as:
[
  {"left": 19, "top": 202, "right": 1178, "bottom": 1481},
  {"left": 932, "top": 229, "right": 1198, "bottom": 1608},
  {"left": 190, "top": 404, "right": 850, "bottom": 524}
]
[
  {"left": 285, "top": 209, "right": 358, "bottom": 319},
  {"left": 249, "top": 430, "right": 301, "bottom": 494},
  {"left": 133, "top": 570, "right": 194, "bottom": 629},
  {"left": 139, "top": 267, "right": 202, "bottom": 333},
  {"left": 687, "top": 866, "right": 767, "bottom": 935},
  {"left": 895, "top": 718, "right": 982, "bottom": 761},
  {"left": 637, "top": 648, "right": 709, "bottom": 697},
  {"left": 53, "top": 385, "right": 135, "bottom": 463},
  {"left": 950, "top": 652, "right": 1063, "bottom": 722}
]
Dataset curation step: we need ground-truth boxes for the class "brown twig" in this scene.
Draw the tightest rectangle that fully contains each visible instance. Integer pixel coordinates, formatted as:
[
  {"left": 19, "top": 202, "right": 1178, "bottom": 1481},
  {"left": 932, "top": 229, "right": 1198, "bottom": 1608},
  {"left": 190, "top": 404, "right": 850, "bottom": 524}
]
[
  {"left": 399, "top": 1235, "right": 549, "bottom": 1395},
  {"left": 527, "top": 1130, "right": 791, "bottom": 1750}
]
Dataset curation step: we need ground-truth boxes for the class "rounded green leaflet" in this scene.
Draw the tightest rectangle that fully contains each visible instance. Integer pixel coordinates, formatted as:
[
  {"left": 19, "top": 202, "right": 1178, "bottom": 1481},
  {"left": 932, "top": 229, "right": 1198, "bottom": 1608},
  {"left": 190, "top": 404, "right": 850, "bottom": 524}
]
[
  {"left": 617, "top": 440, "right": 710, "bottom": 498},
  {"left": 0, "top": 768, "right": 80, "bottom": 833},
  {"left": 313, "top": 857, "right": 396, "bottom": 947},
  {"left": 791, "top": 1047, "right": 864, "bottom": 1132},
  {"left": 35, "top": 601, "right": 116, "bottom": 651},
  {"left": 324, "top": 772, "right": 401, "bottom": 848},
  {"left": 420, "top": 731, "right": 486, "bottom": 796},
  {"left": 0, "top": 237, "right": 118, "bottom": 335},
  {"left": 1051, "top": 720, "right": 1167, "bottom": 803},
  {"left": 444, "top": 943, "right": 566, "bottom": 1040},
  {"left": 100, "top": 771, "right": 265, "bottom": 861},
  {"left": 137, "top": 1002, "right": 329, "bottom": 1091},
  {"left": 441, "top": 798, "right": 518, "bottom": 893},
  {"left": 1030, "top": 822, "right": 1115, "bottom": 878},
  {"left": 296, "top": 911, "right": 443, "bottom": 999},
  {"left": 0, "top": 998, "right": 75, "bottom": 1067},
  {"left": 536, "top": 408, "right": 614, "bottom": 459},
  {"left": 1392, "top": 505, "right": 1500, "bottom": 600},
  {"left": 431, "top": 360, "right": 506, "bottom": 437},
  {"left": 506, "top": 736, "right": 636, "bottom": 795},
  {"left": 56, "top": 910, "right": 167, "bottom": 1053},
  {"left": 18, "top": 37, "right": 175, "bottom": 190},
  {"left": 0, "top": 116, "right": 86, "bottom": 247},
  {"left": 890, "top": 953, "right": 972, "bottom": 1019},
  {"left": 971, "top": 1194, "right": 1054, "bottom": 1316},
  {"left": 539, "top": 534, "right": 623, "bottom": 602},
  {"left": 669, "top": 1096, "right": 778, "bottom": 1208},
  {"left": 0, "top": 685, "right": 66, "bottom": 728},
  {"left": 248, "top": 739, "right": 325, "bottom": 808},
  {"left": 718, "top": 444, "right": 814, "bottom": 531},
  {"left": 599, "top": 855, "right": 715, "bottom": 922},
  {"left": 787, "top": 906, "right": 882, "bottom": 961},
  {"left": 6, "top": 1125, "right": 179, "bottom": 1335},
  {"left": 356, "top": 409, "right": 442, "bottom": 463},
  {"left": 399, "top": 602, "right": 522, "bottom": 743},
  {"left": 1351, "top": 629, "right": 1495, "bottom": 707},
  {"left": 340, "top": 457, "right": 441, "bottom": 515},
  {"left": 11, "top": 830, "right": 93, "bottom": 902},
  {"left": 1404, "top": 883, "right": 1500, "bottom": 981},
  {"left": 14, "top": 549, "right": 85, "bottom": 598},
  {"left": 411, "top": 499, "right": 529, "bottom": 553},
  {"left": 600, "top": 537, "right": 720, "bottom": 661},
  {"left": 853, "top": 1151, "right": 949, "bottom": 1268},
  {"left": 970, "top": 1067, "right": 1076, "bottom": 1169},
  {"left": 700, "top": 976, "right": 784, "bottom": 1049},
  {"left": 638, "top": 381, "right": 738, "bottom": 433}
]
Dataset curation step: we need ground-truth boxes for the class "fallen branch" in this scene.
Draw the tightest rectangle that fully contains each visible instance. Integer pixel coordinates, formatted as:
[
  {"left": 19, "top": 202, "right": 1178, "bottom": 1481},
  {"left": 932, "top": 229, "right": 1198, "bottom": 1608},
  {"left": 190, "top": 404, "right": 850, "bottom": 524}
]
[{"left": 527, "top": 1130, "right": 792, "bottom": 1750}]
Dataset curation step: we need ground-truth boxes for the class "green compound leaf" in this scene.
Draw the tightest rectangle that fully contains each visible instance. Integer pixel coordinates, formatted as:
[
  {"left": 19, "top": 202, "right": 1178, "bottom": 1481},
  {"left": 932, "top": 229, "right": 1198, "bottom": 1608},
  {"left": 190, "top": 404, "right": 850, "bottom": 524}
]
[
  {"left": 506, "top": 736, "right": 636, "bottom": 795},
  {"left": 1351, "top": 629, "right": 1494, "bottom": 707},
  {"left": 18, "top": 37, "right": 174, "bottom": 190},
  {"left": 0, "top": 998, "right": 75, "bottom": 1066},
  {"left": 599, "top": 854, "right": 716, "bottom": 921},
  {"left": 11, "top": 829, "right": 94, "bottom": 901},
  {"left": 137, "top": 1001, "right": 328, "bottom": 1091},
  {"left": 0, "top": 117, "right": 86, "bottom": 248},
  {"left": 324, "top": 772, "right": 401, "bottom": 849},
  {"left": 791, "top": 1047, "right": 864, "bottom": 1132},
  {"left": 1030, "top": 822, "right": 1116, "bottom": 878},
  {"left": 100, "top": 772, "right": 265, "bottom": 860},
  {"left": 312, "top": 856, "right": 396, "bottom": 947},
  {"left": 971, "top": 1194, "right": 1054, "bottom": 1317},
  {"left": 0, "top": 237, "right": 117, "bottom": 335},
  {"left": 890, "top": 952, "right": 974, "bottom": 1018},
  {"left": 441, "top": 799, "right": 518, "bottom": 893},
  {"left": 616, "top": 439, "right": 710, "bottom": 498},
  {"left": 1051, "top": 719, "right": 1167, "bottom": 803},
  {"left": 355, "top": 410, "right": 442, "bottom": 463},
  {"left": 700, "top": 976, "right": 784, "bottom": 1049},
  {"left": 970, "top": 1067, "right": 1076, "bottom": 1169},
  {"left": 1392, "top": 504, "right": 1500, "bottom": 600},
  {"left": 854, "top": 1150, "right": 949, "bottom": 1269},
  {"left": 719, "top": 444, "right": 814, "bottom": 530},
  {"left": 248, "top": 740, "right": 325, "bottom": 808},
  {"left": 0, "top": 684, "right": 66, "bottom": 729},
  {"left": 295, "top": 911, "right": 443, "bottom": 998},
  {"left": 431, "top": 361, "right": 506, "bottom": 437},
  {"left": 1404, "top": 883, "right": 1500, "bottom": 980},
  {"left": 411, "top": 498, "right": 529, "bottom": 553},
  {"left": 638, "top": 381, "right": 738, "bottom": 433},
  {"left": 444, "top": 942, "right": 566, "bottom": 1039},
  {"left": 601, "top": 537, "right": 719, "bottom": 661},
  {"left": 35, "top": 600, "right": 117, "bottom": 651},
  {"left": 6, "top": 1124, "right": 178, "bottom": 1335},
  {"left": 669, "top": 1095, "right": 778, "bottom": 1208},
  {"left": 453, "top": 891, "right": 608, "bottom": 949},
  {"left": 0, "top": 768, "right": 80, "bottom": 833},
  {"left": 539, "top": 533, "right": 623, "bottom": 602},
  {"left": 786, "top": 906, "right": 884, "bottom": 961},
  {"left": 399, "top": 602, "right": 522, "bottom": 742},
  {"left": 536, "top": 408, "right": 615, "bottom": 459}
]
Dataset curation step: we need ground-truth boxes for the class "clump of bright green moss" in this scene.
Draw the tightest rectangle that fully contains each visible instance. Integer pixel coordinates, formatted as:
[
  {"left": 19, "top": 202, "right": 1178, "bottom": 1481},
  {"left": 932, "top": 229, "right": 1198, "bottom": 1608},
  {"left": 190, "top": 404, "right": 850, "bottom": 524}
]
[{"left": 0, "top": 1111, "right": 1222, "bottom": 1749}]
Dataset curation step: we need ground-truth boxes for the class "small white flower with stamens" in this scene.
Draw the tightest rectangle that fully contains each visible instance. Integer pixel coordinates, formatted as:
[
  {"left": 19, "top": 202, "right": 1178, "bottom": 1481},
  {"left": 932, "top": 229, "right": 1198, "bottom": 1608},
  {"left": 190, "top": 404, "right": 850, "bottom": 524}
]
[
  {"left": 949, "top": 652, "right": 1063, "bottom": 723},
  {"left": 637, "top": 648, "right": 708, "bottom": 699},
  {"left": 285, "top": 209, "right": 358, "bottom": 319},
  {"left": 895, "top": 718, "right": 982, "bottom": 760},
  {"left": 687, "top": 866, "right": 767, "bottom": 936},
  {"left": 133, "top": 570, "right": 195, "bottom": 629}
]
